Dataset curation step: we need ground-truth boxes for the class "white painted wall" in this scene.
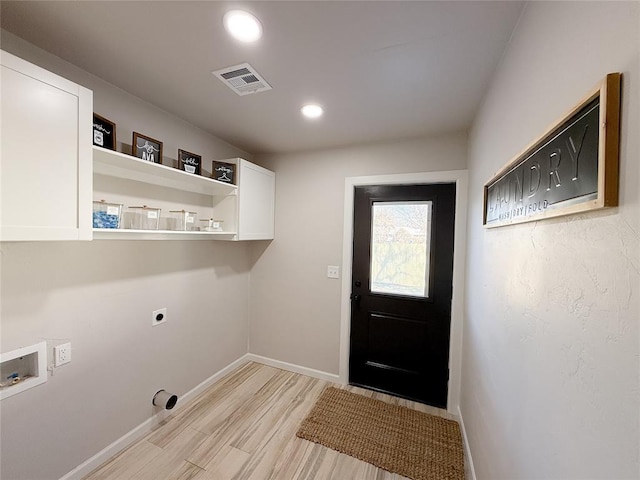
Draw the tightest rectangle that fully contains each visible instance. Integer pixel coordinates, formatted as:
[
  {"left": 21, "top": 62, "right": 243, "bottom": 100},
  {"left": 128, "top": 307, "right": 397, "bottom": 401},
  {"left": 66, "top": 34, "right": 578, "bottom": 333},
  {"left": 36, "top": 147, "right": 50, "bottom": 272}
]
[
  {"left": 0, "top": 33, "right": 252, "bottom": 480},
  {"left": 462, "top": 2, "right": 639, "bottom": 479},
  {"left": 251, "top": 134, "right": 467, "bottom": 375}
]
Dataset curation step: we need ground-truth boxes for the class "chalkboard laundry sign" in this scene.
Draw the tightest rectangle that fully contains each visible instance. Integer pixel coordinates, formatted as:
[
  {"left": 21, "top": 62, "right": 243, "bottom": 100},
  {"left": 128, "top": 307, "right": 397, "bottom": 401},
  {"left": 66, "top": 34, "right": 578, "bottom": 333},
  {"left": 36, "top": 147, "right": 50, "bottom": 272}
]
[
  {"left": 177, "top": 149, "right": 201, "bottom": 175},
  {"left": 483, "top": 73, "right": 621, "bottom": 228},
  {"left": 132, "top": 132, "right": 163, "bottom": 164},
  {"left": 93, "top": 113, "right": 116, "bottom": 150},
  {"left": 212, "top": 161, "right": 236, "bottom": 184}
]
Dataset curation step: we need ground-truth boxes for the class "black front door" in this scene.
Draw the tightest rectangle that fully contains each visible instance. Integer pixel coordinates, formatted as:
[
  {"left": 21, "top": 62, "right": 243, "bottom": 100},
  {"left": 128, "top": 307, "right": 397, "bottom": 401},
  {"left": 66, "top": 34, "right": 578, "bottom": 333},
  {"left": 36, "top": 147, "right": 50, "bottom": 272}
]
[{"left": 349, "top": 183, "right": 456, "bottom": 407}]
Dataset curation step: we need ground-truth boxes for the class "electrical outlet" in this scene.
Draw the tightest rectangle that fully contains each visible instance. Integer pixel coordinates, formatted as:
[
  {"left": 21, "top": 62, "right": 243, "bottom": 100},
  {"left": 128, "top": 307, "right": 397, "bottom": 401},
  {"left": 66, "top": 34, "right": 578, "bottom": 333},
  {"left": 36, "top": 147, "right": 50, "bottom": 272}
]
[
  {"left": 327, "top": 265, "right": 340, "bottom": 279},
  {"left": 54, "top": 343, "right": 71, "bottom": 367},
  {"left": 152, "top": 308, "right": 167, "bottom": 327}
]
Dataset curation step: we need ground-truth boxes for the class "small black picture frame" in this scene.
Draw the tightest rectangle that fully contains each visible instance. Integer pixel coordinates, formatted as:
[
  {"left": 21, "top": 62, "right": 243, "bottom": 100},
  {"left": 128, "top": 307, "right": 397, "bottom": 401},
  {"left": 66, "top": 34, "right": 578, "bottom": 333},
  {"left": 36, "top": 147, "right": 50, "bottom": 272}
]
[
  {"left": 132, "top": 132, "right": 163, "bottom": 164},
  {"left": 177, "top": 149, "right": 201, "bottom": 175},
  {"left": 212, "top": 161, "right": 235, "bottom": 184},
  {"left": 93, "top": 113, "right": 116, "bottom": 150}
]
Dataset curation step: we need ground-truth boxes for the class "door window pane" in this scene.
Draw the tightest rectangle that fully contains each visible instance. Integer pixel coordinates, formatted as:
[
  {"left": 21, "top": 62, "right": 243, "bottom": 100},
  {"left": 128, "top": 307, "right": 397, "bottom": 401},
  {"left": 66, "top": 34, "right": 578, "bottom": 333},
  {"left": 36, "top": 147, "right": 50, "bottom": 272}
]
[{"left": 370, "top": 201, "right": 432, "bottom": 297}]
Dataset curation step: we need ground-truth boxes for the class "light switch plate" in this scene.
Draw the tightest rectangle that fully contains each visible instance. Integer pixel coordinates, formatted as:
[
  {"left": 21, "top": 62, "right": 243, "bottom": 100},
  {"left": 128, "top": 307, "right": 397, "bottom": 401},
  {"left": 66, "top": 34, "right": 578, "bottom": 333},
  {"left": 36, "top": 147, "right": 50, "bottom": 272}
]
[{"left": 327, "top": 265, "right": 340, "bottom": 279}]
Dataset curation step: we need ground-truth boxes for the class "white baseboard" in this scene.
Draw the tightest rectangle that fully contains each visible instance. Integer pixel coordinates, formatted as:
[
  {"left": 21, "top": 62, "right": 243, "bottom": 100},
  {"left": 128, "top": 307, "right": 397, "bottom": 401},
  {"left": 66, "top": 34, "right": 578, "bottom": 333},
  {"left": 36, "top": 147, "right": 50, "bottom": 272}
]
[
  {"left": 245, "top": 353, "right": 340, "bottom": 383},
  {"left": 59, "top": 354, "right": 251, "bottom": 480},
  {"left": 457, "top": 405, "right": 477, "bottom": 480}
]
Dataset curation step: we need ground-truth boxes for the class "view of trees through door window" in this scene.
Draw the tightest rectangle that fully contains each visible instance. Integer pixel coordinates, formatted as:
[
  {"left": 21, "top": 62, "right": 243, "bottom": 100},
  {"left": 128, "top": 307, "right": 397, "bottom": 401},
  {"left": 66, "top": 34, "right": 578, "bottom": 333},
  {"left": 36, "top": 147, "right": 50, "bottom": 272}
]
[{"left": 370, "top": 201, "right": 432, "bottom": 297}]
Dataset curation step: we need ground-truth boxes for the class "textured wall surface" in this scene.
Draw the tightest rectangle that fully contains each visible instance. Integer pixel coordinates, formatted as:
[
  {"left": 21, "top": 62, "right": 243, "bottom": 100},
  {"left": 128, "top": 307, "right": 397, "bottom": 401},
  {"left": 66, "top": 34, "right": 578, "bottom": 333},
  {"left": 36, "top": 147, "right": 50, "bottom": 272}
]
[
  {"left": 251, "top": 134, "right": 467, "bottom": 374},
  {"left": 0, "top": 33, "right": 252, "bottom": 480},
  {"left": 462, "top": 2, "right": 639, "bottom": 479}
]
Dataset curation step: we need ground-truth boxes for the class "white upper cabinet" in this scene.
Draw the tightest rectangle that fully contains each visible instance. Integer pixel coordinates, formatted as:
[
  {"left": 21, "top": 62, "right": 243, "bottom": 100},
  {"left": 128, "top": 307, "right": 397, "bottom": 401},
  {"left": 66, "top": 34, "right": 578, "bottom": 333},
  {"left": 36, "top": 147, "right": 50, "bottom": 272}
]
[
  {"left": 1, "top": 50, "right": 93, "bottom": 241},
  {"left": 236, "top": 159, "right": 275, "bottom": 240}
]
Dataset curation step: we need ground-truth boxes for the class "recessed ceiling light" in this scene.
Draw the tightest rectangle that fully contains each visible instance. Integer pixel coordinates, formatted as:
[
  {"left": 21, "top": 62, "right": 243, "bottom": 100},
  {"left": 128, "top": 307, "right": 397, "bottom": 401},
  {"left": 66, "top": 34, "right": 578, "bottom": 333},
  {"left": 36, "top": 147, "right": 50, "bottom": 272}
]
[
  {"left": 301, "top": 104, "right": 324, "bottom": 119},
  {"left": 223, "top": 10, "right": 262, "bottom": 43}
]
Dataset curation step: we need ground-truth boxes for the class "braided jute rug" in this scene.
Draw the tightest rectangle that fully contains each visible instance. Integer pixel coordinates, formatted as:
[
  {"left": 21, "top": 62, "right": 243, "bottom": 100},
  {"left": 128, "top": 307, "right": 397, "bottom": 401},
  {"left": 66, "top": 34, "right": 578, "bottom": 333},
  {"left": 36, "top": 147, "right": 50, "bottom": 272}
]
[{"left": 296, "top": 387, "right": 464, "bottom": 480}]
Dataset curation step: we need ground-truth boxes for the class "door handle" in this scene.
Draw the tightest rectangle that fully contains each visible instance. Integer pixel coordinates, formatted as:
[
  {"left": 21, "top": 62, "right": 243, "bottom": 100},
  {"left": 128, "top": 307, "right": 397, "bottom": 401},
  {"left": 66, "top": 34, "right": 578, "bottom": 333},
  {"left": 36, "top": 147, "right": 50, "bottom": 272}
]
[{"left": 350, "top": 293, "right": 361, "bottom": 304}]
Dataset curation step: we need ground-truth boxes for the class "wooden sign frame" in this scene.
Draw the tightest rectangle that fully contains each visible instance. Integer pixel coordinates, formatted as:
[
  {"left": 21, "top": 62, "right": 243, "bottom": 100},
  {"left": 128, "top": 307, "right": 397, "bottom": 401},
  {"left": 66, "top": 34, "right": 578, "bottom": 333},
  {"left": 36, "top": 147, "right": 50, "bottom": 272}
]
[
  {"left": 177, "top": 148, "right": 202, "bottom": 175},
  {"left": 211, "top": 161, "right": 236, "bottom": 184},
  {"left": 132, "top": 131, "right": 163, "bottom": 164},
  {"left": 93, "top": 113, "right": 116, "bottom": 150},
  {"left": 483, "top": 73, "right": 621, "bottom": 228}
]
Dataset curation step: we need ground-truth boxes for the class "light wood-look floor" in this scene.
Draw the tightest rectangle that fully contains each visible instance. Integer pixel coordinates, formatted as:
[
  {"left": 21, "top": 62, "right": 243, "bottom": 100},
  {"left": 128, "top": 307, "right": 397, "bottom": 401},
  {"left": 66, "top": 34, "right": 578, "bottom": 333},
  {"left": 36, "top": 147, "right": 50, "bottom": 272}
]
[{"left": 84, "top": 362, "right": 457, "bottom": 480}]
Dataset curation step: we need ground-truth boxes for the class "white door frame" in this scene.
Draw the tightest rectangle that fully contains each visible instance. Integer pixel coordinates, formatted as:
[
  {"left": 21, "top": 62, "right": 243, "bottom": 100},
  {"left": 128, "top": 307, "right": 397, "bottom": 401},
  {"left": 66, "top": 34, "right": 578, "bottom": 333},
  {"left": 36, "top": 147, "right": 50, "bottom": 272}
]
[{"left": 339, "top": 170, "right": 468, "bottom": 413}]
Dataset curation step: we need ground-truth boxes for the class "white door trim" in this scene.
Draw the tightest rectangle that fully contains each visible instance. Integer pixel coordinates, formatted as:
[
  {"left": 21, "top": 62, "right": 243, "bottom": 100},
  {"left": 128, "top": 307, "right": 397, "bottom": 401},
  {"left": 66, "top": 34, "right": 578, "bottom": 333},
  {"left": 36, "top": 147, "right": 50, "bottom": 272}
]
[{"left": 339, "top": 170, "right": 468, "bottom": 413}]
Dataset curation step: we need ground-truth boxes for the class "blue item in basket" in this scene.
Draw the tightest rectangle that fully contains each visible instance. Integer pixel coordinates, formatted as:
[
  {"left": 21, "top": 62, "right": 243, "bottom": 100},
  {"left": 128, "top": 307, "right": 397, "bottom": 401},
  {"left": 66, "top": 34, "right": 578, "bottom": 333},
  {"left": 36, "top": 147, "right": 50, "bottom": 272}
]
[{"left": 93, "top": 211, "right": 120, "bottom": 229}]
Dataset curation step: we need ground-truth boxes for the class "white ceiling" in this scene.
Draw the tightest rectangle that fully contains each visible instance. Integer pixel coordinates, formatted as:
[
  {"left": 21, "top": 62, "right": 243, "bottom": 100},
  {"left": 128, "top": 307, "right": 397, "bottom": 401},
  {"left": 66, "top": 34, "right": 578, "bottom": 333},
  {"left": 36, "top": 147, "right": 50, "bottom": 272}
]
[{"left": 1, "top": 1, "right": 524, "bottom": 154}]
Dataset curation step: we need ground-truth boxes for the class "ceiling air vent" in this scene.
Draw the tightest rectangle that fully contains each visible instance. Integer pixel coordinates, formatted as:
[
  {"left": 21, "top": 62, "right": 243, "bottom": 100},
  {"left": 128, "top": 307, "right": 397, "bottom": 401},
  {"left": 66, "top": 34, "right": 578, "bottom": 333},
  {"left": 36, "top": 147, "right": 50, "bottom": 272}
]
[{"left": 212, "top": 62, "right": 272, "bottom": 96}]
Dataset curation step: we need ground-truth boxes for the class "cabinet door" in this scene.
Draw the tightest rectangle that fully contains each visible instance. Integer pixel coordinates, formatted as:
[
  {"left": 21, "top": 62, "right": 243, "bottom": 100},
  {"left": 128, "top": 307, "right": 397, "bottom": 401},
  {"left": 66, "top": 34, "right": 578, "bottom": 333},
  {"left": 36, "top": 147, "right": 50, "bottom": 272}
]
[
  {"left": 1, "top": 51, "right": 92, "bottom": 241},
  {"left": 237, "top": 160, "right": 275, "bottom": 240}
]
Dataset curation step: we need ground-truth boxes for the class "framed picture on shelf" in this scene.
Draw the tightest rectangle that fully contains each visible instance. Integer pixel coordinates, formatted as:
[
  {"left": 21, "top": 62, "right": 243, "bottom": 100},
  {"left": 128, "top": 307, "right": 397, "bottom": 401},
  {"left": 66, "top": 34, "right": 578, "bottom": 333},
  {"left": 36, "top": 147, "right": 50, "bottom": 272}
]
[
  {"left": 93, "top": 113, "right": 116, "bottom": 150},
  {"left": 212, "top": 161, "right": 235, "bottom": 184},
  {"left": 177, "top": 149, "right": 202, "bottom": 175},
  {"left": 132, "top": 132, "right": 163, "bottom": 164}
]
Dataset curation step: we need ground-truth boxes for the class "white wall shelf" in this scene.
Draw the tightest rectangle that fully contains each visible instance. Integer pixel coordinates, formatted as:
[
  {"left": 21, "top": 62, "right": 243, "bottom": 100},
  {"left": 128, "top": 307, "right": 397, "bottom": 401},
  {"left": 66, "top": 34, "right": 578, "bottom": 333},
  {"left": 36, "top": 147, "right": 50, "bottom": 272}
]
[
  {"left": 93, "top": 146, "right": 240, "bottom": 240},
  {"left": 93, "top": 146, "right": 237, "bottom": 197},
  {"left": 93, "top": 148, "right": 274, "bottom": 241},
  {"left": 93, "top": 228, "right": 237, "bottom": 240}
]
